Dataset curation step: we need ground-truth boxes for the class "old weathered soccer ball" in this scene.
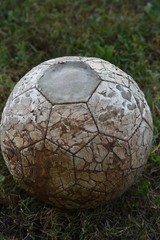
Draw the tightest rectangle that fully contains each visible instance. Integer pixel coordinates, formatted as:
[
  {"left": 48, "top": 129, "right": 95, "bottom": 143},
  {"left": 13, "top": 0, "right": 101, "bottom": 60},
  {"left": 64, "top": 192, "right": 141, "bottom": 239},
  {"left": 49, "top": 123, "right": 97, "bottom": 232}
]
[{"left": 0, "top": 56, "right": 153, "bottom": 209}]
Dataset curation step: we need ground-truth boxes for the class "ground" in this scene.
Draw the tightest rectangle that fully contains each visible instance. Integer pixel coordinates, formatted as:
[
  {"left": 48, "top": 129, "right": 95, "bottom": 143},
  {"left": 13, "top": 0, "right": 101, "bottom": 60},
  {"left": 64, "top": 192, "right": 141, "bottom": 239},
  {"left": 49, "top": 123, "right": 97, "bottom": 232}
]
[{"left": 0, "top": 0, "right": 160, "bottom": 239}]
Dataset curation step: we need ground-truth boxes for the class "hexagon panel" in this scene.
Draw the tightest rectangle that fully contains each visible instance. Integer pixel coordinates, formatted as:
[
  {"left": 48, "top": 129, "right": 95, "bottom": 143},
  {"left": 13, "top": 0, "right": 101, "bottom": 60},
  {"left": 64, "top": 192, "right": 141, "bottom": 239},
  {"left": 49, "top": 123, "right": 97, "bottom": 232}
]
[
  {"left": 88, "top": 81, "right": 142, "bottom": 140},
  {"left": 1, "top": 88, "right": 52, "bottom": 150},
  {"left": 84, "top": 58, "right": 130, "bottom": 87},
  {"left": 74, "top": 134, "right": 131, "bottom": 193},
  {"left": 47, "top": 103, "right": 98, "bottom": 153},
  {"left": 12, "top": 64, "right": 51, "bottom": 99},
  {"left": 20, "top": 139, "right": 75, "bottom": 199},
  {"left": 129, "top": 120, "right": 153, "bottom": 169}
]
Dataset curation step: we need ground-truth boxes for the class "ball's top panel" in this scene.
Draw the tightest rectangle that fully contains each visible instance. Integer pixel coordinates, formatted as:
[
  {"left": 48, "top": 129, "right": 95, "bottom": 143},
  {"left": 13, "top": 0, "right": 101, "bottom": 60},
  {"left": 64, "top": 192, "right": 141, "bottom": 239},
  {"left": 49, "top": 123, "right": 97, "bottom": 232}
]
[{"left": 37, "top": 61, "right": 101, "bottom": 104}]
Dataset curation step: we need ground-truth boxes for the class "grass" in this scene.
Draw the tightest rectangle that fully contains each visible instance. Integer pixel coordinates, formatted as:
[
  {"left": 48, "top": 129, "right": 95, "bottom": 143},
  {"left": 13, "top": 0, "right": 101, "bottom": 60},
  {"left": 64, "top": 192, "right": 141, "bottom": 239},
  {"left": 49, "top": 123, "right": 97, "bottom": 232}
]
[{"left": 0, "top": 0, "right": 160, "bottom": 239}]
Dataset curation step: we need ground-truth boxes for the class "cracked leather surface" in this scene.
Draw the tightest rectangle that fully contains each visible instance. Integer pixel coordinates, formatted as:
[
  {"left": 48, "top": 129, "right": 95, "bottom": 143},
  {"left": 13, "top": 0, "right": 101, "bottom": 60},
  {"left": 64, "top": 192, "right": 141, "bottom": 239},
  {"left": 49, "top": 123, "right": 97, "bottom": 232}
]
[{"left": 0, "top": 56, "right": 153, "bottom": 209}]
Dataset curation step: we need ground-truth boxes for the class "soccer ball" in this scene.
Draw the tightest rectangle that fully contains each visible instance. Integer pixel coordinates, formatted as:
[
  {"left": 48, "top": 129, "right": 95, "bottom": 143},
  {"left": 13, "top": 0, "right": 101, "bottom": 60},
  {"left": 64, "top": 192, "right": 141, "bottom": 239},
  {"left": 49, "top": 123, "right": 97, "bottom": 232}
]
[{"left": 0, "top": 56, "right": 153, "bottom": 209}]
